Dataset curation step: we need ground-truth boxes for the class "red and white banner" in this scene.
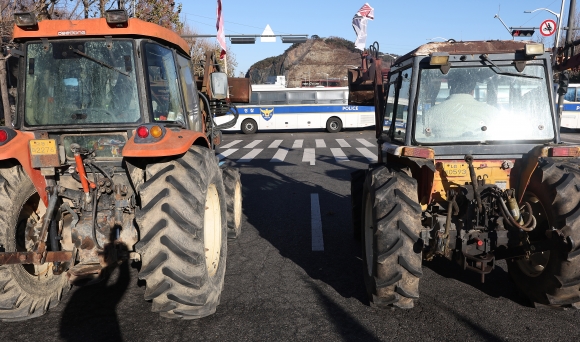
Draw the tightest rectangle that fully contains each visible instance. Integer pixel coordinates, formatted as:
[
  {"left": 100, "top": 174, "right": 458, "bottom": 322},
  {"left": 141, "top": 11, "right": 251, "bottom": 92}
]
[
  {"left": 352, "top": 3, "right": 374, "bottom": 51},
  {"left": 216, "top": 0, "right": 226, "bottom": 59}
]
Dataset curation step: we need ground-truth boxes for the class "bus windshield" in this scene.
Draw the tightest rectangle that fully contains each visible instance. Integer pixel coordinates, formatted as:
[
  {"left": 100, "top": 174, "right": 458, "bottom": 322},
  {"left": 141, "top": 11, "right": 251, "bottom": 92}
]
[
  {"left": 415, "top": 65, "right": 554, "bottom": 144},
  {"left": 24, "top": 39, "right": 141, "bottom": 126}
]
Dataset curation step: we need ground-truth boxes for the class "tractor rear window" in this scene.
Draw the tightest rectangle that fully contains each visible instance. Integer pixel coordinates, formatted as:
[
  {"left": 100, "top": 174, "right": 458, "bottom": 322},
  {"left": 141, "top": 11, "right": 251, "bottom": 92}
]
[
  {"left": 24, "top": 39, "right": 141, "bottom": 126},
  {"left": 415, "top": 65, "right": 554, "bottom": 143}
]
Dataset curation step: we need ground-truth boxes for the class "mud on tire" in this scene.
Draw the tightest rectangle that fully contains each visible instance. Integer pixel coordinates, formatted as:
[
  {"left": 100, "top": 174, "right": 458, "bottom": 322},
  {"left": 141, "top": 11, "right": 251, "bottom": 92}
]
[
  {"left": 0, "top": 162, "right": 68, "bottom": 322},
  {"left": 361, "top": 165, "right": 423, "bottom": 309},
  {"left": 507, "top": 160, "right": 580, "bottom": 307},
  {"left": 135, "top": 146, "right": 227, "bottom": 319},
  {"left": 222, "top": 167, "right": 242, "bottom": 239}
]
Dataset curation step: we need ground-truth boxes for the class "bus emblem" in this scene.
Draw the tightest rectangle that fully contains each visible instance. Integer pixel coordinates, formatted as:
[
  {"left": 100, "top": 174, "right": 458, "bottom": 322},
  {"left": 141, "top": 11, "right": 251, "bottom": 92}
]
[{"left": 260, "top": 108, "right": 274, "bottom": 121}]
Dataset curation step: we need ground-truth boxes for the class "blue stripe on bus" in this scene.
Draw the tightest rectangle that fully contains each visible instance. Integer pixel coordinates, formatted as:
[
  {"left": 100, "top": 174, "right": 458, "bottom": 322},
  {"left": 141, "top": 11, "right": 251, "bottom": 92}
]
[
  {"left": 236, "top": 105, "right": 374, "bottom": 114},
  {"left": 563, "top": 104, "right": 580, "bottom": 111}
]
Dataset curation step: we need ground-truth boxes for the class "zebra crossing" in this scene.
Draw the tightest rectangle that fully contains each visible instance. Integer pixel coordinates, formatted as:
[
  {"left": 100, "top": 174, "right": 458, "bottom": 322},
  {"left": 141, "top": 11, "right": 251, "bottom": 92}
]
[{"left": 216, "top": 138, "right": 378, "bottom": 164}]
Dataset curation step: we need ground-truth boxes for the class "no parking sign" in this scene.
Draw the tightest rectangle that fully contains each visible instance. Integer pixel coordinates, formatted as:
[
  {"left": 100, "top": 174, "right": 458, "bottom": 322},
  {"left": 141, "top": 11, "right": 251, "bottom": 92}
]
[{"left": 540, "top": 19, "right": 557, "bottom": 37}]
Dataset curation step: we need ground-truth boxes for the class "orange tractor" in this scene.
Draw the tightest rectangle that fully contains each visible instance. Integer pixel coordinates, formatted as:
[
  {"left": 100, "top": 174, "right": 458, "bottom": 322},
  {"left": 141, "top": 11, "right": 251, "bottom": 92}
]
[
  {"left": 350, "top": 41, "right": 580, "bottom": 309},
  {"left": 0, "top": 10, "right": 245, "bottom": 320}
]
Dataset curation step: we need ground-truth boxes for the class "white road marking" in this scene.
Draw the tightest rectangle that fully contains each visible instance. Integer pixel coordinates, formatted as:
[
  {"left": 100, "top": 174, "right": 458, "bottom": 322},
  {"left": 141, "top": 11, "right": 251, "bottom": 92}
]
[
  {"left": 220, "top": 140, "right": 242, "bottom": 149},
  {"left": 217, "top": 149, "right": 238, "bottom": 161},
  {"left": 244, "top": 140, "right": 263, "bottom": 148},
  {"left": 315, "top": 139, "right": 326, "bottom": 148},
  {"left": 311, "top": 193, "right": 324, "bottom": 252},
  {"left": 237, "top": 149, "right": 263, "bottom": 162},
  {"left": 331, "top": 148, "right": 349, "bottom": 162},
  {"left": 302, "top": 148, "right": 316, "bottom": 165},
  {"left": 357, "top": 147, "right": 377, "bottom": 162},
  {"left": 270, "top": 148, "right": 289, "bottom": 162},
  {"left": 336, "top": 139, "right": 350, "bottom": 148},
  {"left": 268, "top": 140, "right": 283, "bottom": 148},
  {"left": 357, "top": 138, "right": 375, "bottom": 147},
  {"left": 292, "top": 139, "right": 304, "bottom": 148}
]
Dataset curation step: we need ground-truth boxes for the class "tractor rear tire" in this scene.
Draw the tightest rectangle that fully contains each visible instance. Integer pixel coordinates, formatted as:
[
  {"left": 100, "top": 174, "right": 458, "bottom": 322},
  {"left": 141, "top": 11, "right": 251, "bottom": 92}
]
[
  {"left": 507, "top": 160, "right": 580, "bottom": 307},
  {"left": 350, "top": 169, "right": 366, "bottom": 240},
  {"left": 135, "top": 146, "right": 227, "bottom": 319},
  {"left": 0, "top": 162, "right": 68, "bottom": 322},
  {"left": 361, "top": 165, "right": 423, "bottom": 309},
  {"left": 222, "top": 167, "right": 242, "bottom": 239}
]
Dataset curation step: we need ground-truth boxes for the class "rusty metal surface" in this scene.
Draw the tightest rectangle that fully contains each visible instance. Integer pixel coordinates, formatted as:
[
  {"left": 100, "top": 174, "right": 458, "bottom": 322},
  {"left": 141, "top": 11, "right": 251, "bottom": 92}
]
[
  {"left": 0, "top": 251, "right": 73, "bottom": 264},
  {"left": 228, "top": 77, "right": 251, "bottom": 103},
  {"left": 396, "top": 40, "right": 533, "bottom": 64}
]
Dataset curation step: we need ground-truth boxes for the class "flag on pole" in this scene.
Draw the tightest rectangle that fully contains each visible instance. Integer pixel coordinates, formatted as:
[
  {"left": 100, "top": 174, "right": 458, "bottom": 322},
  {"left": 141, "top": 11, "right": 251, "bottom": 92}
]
[
  {"left": 216, "top": 0, "right": 227, "bottom": 59},
  {"left": 352, "top": 3, "right": 374, "bottom": 51}
]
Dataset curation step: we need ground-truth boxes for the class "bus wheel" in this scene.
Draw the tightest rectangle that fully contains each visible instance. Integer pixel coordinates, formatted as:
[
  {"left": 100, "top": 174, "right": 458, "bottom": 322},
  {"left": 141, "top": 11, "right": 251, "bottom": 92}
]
[
  {"left": 241, "top": 119, "right": 257, "bottom": 134},
  {"left": 326, "top": 117, "right": 342, "bottom": 133}
]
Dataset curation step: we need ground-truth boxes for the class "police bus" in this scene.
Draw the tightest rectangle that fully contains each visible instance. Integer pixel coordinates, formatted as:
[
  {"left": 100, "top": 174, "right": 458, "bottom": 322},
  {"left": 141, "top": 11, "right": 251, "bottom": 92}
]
[
  {"left": 215, "top": 86, "right": 375, "bottom": 134},
  {"left": 561, "top": 83, "right": 580, "bottom": 130}
]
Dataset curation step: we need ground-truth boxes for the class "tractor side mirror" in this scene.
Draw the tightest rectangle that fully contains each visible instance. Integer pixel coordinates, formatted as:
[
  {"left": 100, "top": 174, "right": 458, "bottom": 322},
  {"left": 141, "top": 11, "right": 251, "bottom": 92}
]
[{"left": 210, "top": 72, "right": 228, "bottom": 100}]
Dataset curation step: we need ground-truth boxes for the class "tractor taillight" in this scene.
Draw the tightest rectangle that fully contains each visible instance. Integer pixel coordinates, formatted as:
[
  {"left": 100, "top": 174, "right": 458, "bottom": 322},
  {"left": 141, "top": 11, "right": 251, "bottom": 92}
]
[
  {"left": 0, "top": 130, "right": 7, "bottom": 143},
  {"left": 150, "top": 125, "right": 163, "bottom": 138},
  {"left": 136, "top": 126, "right": 149, "bottom": 138},
  {"left": 550, "top": 146, "right": 580, "bottom": 157},
  {"left": 402, "top": 147, "right": 435, "bottom": 159}
]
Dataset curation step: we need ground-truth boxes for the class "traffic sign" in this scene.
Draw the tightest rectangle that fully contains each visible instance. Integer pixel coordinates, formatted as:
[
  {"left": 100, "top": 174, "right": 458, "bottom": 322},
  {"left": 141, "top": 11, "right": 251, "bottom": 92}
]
[{"left": 540, "top": 19, "right": 557, "bottom": 37}]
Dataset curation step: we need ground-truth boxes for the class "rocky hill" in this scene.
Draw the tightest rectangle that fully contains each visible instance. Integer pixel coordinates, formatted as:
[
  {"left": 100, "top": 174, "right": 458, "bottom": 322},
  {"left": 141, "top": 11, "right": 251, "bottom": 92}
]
[{"left": 246, "top": 37, "right": 396, "bottom": 88}]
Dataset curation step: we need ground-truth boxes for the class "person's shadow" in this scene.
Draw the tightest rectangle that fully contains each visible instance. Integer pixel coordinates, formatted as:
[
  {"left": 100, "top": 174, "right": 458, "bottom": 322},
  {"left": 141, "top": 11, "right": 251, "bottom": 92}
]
[{"left": 59, "top": 254, "right": 131, "bottom": 342}]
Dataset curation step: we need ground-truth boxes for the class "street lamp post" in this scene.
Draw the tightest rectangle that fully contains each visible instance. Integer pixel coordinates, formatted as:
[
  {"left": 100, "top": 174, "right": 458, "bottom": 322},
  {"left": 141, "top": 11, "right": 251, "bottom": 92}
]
[{"left": 524, "top": 1, "right": 565, "bottom": 67}]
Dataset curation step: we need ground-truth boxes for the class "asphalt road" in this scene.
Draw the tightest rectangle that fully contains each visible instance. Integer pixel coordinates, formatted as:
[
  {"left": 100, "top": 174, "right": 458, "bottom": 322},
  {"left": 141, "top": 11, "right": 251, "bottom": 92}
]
[{"left": 2, "top": 129, "right": 580, "bottom": 342}]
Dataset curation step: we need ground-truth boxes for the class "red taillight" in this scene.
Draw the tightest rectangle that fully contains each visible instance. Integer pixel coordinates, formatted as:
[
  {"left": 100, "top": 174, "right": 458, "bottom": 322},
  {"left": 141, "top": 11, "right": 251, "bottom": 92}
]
[
  {"left": 136, "top": 126, "right": 149, "bottom": 139},
  {"left": 402, "top": 147, "right": 435, "bottom": 159},
  {"left": 550, "top": 147, "right": 580, "bottom": 157},
  {"left": 0, "top": 130, "right": 7, "bottom": 143},
  {"left": 476, "top": 239, "right": 484, "bottom": 247}
]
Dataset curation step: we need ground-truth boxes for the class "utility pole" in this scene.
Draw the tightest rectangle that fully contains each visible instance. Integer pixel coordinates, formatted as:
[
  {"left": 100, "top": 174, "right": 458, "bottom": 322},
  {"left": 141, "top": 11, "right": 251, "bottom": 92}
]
[{"left": 556, "top": 0, "right": 576, "bottom": 129}]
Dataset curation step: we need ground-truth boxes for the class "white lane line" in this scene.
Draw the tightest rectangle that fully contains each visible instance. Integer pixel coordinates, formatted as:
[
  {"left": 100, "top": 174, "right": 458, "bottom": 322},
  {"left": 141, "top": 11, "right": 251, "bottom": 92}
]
[
  {"left": 268, "top": 140, "right": 283, "bottom": 148},
  {"left": 331, "top": 148, "right": 349, "bottom": 162},
  {"left": 311, "top": 193, "right": 324, "bottom": 252},
  {"left": 315, "top": 139, "right": 326, "bottom": 148},
  {"left": 302, "top": 148, "right": 316, "bottom": 165},
  {"left": 292, "top": 139, "right": 304, "bottom": 149},
  {"left": 244, "top": 140, "right": 263, "bottom": 148},
  {"left": 357, "top": 138, "right": 375, "bottom": 147},
  {"left": 357, "top": 147, "right": 378, "bottom": 162},
  {"left": 270, "top": 148, "right": 289, "bottom": 162},
  {"left": 237, "top": 149, "right": 263, "bottom": 162},
  {"left": 220, "top": 140, "right": 242, "bottom": 149},
  {"left": 336, "top": 139, "right": 351, "bottom": 148},
  {"left": 217, "top": 149, "right": 238, "bottom": 161}
]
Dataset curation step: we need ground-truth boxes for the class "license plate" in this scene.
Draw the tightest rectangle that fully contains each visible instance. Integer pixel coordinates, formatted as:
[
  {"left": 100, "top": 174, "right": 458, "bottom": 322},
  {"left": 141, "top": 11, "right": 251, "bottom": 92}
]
[
  {"left": 443, "top": 162, "right": 468, "bottom": 176},
  {"left": 29, "top": 139, "right": 57, "bottom": 155}
]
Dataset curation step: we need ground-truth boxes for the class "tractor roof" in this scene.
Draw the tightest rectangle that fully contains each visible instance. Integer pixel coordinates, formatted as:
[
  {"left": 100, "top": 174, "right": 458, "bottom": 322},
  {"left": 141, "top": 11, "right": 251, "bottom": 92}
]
[
  {"left": 395, "top": 40, "right": 537, "bottom": 64},
  {"left": 13, "top": 17, "right": 190, "bottom": 56}
]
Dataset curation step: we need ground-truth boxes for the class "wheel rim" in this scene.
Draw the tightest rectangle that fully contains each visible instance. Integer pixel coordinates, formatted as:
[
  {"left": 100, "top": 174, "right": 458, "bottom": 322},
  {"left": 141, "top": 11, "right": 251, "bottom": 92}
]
[
  {"left": 245, "top": 122, "right": 254, "bottom": 131},
  {"left": 204, "top": 184, "right": 222, "bottom": 277},
  {"left": 234, "top": 181, "right": 242, "bottom": 229},
  {"left": 363, "top": 192, "right": 374, "bottom": 277},
  {"left": 515, "top": 191, "right": 551, "bottom": 277},
  {"left": 330, "top": 121, "right": 338, "bottom": 130}
]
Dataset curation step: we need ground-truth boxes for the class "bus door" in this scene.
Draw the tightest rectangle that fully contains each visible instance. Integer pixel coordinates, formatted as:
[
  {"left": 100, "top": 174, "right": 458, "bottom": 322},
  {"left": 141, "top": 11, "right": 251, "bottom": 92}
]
[{"left": 561, "top": 86, "right": 580, "bottom": 129}]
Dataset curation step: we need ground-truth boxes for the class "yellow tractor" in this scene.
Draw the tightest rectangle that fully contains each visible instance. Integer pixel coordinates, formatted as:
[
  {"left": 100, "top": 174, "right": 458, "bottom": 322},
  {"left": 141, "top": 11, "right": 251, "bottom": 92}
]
[{"left": 350, "top": 40, "right": 580, "bottom": 309}]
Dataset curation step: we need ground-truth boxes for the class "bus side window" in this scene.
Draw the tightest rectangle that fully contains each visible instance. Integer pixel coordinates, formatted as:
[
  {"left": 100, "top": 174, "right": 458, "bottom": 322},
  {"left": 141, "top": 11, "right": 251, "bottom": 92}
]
[{"left": 565, "top": 87, "right": 576, "bottom": 102}]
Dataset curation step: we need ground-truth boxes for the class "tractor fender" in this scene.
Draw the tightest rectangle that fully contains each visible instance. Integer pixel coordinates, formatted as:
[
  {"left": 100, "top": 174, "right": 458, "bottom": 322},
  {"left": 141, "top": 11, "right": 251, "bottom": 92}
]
[
  {"left": 0, "top": 131, "right": 48, "bottom": 205},
  {"left": 122, "top": 128, "right": 209, "bottom": 158}
]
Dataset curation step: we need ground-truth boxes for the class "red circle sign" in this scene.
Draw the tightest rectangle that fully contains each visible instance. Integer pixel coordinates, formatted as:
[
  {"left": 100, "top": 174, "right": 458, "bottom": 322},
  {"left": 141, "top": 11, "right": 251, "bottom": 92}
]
[{"left": 540, "top": 19, "right": 557, "bottom": 37}]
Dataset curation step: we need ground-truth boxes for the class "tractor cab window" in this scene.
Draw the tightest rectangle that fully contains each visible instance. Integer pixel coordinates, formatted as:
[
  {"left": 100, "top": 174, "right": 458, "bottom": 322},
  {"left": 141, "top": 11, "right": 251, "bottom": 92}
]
[
  {"left": 24, "top": 39, "right": 140, "bottom": 126},
  {"left": 415, "top": 65, "right": 554, "bottom": 143},
  {"left": 144, "top": 43, "right": 185, "bottom": 124},
  {"left": 384, "top": 68, "right": 412, "bottom": 143},
  {"left": 176, "top": 54, "right": 202, "bottom": 131}
]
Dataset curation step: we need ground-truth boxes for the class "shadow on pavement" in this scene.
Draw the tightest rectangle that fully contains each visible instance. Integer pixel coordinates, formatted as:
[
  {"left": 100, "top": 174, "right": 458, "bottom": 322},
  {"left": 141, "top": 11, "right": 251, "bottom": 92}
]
[{"left": 59, "top": 260, "right": 131, "bottom": 342}]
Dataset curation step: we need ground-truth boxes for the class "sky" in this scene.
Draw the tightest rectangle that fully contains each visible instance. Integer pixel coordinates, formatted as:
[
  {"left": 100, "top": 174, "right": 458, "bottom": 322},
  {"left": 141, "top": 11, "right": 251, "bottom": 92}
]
[{"left": 181, "top": 0, "right": 571, "bottom": 76}]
